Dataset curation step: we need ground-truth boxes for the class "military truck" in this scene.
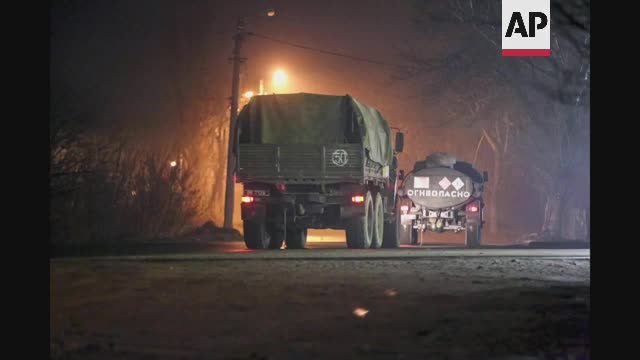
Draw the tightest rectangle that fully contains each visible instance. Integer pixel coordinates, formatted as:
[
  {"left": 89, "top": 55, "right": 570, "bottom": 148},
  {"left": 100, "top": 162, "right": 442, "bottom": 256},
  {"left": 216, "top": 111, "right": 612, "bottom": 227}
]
[
  {"left": 234, "top": 93, "right": 404, "bottom": 249},
  {"left": 396, "top": 152, "right": 488, "bottom": 247}
]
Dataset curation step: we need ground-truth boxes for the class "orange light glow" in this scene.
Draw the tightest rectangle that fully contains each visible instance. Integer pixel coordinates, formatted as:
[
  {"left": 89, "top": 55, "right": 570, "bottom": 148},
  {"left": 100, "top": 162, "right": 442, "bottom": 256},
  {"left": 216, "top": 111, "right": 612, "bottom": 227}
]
[
  {"left": 273, "top": 70, "right": 287, "bottom": 90},
  {"left": 353, "top": 307, "right": 369, "bottom": 318},
  {"left": 241, "top": 196, "right": 254, "bottom": 203},
  {"left": 170, "top": 161, "right": 177, "bottom": 167},
  {"left": 228, "top": 248, "right": 256, "bottom": 253},
  {"left": 243, "top": 91, "right": 254, "bottom": 98},
  {"left": 351, "top": 195, "right": 365, "bottom": 203}
]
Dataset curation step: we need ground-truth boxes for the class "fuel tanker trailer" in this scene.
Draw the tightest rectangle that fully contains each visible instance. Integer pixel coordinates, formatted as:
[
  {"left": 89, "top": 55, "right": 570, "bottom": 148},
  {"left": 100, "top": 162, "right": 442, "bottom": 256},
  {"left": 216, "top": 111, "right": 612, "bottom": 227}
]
[{"left": 397, "top": 152, "right": 489, "bottom": 247}]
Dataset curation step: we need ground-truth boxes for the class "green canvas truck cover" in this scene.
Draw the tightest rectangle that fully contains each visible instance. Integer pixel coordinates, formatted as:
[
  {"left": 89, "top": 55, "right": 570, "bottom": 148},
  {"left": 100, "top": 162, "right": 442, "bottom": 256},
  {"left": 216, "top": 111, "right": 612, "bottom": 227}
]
[{"left": 237, "top": 93, "right": 392, "bottom": 166}]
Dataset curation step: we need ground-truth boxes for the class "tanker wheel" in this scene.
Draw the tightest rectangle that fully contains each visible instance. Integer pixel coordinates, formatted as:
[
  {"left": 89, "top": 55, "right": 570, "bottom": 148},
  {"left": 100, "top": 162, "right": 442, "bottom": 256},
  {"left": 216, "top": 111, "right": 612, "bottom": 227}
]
[
  {"left": 382, "top": 200, "right": 402, "bottom": 248},
  {"left": 268, "top": 227, "right": 284, "bottom": 249},
  {"left": 346, "top": 191, "right": 374, "bottom": 249},
  {"left": 243, "top": 220, "right": 271, "bottom": 249},
  {"left": 286, "top": 227, "right": 307, "bottom": 249},
  {"left": 409, "top": 226, "right": 419, "bottom": 245},
  {"left": 397, "top": 221, "right": 416, "bottom": 245},
  {"left": 402, "top": 219, "right": 419, "bottom": 245},
  {"left": 465, "top": 221, "right": 482, "bottom": 248},
  {"left": 370, "top": 192, "right": 384, "bottom": 249}
]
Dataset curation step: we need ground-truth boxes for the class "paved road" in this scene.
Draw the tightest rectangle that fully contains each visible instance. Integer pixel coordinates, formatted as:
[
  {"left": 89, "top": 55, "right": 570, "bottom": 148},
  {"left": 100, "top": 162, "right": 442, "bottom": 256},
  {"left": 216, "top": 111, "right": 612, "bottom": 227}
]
[
  {"left": 51, "top": 229, "right": 590, "bottom": 261},
  {"left": 51, "top": 229, "right": 590, "bottom": 359}
]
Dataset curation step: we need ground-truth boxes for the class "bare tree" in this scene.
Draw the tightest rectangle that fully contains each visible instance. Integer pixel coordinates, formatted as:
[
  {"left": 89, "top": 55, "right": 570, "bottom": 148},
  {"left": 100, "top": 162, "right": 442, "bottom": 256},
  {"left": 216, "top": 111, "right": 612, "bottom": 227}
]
[
  {"left": 403, "top": 0, "right": 590, "bottom": 239},
  {"left": 50, "top": 2, "right": 233, "bottom": 244}
]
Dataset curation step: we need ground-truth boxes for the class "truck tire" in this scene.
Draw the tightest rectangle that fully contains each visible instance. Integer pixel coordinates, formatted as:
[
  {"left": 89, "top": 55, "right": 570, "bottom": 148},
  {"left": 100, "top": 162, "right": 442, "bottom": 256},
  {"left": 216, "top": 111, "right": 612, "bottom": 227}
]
[
  {"left": 346, "top": 190, "right": 374, "bottom": 249},
  {"left": 410, "top": 226, "right": 419, "bottom": 245},
  {"left": 399, "top": 222, "right": 419, "bottom": 245},
  {"left": 397, "top": 219, "right": 418, "bottom": 245},
  {"left": 465, "top": 221, "right": 481, "bottom": 247},
  {"left": 268, "top": 228, "right": 284, "bottom": 249},
  {"left": 371, "top": 192, "right": 384, "bottom": 248},
  {"left": 243, "top": 220, "right": 270, "bottom": 249},
  {"left": 400, "top": 223, "right": 419, "bottom": 245},
  {"left": 286, "top": 227, "right": 307, "bottom": 249},
  {"left": 382, "top": 200, "right": 401, "bottom": 248}
]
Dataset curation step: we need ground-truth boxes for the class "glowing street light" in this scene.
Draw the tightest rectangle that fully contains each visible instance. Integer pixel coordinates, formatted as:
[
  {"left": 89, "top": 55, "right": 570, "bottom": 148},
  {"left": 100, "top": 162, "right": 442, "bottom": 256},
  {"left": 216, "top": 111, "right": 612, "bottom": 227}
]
[
  {"left": 243, "top": 90, "right": 254, "bottom": 98},
  {"left": 267, "top": 9, "right": 276, "bottom": 17},
  {"left": 170, "top": 161, "right": 177, "bottom": 167},
  {"left": 272, "top": 70, "right": 287, "bottom": 92}
]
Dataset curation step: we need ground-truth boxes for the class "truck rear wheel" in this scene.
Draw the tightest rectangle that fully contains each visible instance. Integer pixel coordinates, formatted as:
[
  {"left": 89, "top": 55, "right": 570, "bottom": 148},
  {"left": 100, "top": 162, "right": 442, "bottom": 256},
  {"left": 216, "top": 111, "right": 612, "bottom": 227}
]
[
  {"left": 346, "top": 191, "right": 373, "bottom": 249},
  {"left": 371, "top": 192, "right": 384, "bottom": 249},
  {"left": 286, "top": 227, "right": 307, "bottom": 249},
  {"left": 465, "top": 221, "right": 481, "bottom": 247},
  {"left": 243, "top": 220, "right": 271, "bottom": 249}
]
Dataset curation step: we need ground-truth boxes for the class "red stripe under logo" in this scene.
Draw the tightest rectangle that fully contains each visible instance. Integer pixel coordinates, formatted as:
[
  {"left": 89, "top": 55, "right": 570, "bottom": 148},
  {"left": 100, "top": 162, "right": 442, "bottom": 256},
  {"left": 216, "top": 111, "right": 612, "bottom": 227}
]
[{"left": 502, "top": 49, "right": 550, "bottom": 57}]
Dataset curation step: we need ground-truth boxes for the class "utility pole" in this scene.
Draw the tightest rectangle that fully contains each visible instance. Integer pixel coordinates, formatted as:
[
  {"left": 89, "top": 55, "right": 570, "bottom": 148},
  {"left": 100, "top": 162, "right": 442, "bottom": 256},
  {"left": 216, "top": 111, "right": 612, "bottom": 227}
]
[{"left": 224, "top": 17, "right": 246, "bottom": 229}]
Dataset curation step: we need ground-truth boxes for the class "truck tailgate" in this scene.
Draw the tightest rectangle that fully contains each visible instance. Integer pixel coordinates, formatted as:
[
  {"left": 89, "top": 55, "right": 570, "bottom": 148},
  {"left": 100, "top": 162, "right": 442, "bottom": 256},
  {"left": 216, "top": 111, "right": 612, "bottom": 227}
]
[{"left": 237, "top": 144, "right": 363, "bottom": 183}]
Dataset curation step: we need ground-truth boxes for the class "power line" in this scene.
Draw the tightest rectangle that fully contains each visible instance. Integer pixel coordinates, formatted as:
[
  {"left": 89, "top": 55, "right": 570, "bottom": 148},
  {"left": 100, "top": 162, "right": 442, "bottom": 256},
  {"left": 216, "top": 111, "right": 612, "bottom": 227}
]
[{"left": 247, "top": 31, "right": 409, "bottom": 68}]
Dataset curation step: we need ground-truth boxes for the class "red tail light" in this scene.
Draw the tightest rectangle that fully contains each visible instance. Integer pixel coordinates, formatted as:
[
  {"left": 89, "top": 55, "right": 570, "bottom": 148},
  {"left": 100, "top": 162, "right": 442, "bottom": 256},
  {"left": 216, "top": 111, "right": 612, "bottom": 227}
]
[
  {"left": 241, "top": 196, "right": 254, "bottom": 203},
  {"left": 468, "top": 205, "right": 479, "bottom": 213},
  {"left": 352, "top": 195, "right": 365, "bottom": 203}
]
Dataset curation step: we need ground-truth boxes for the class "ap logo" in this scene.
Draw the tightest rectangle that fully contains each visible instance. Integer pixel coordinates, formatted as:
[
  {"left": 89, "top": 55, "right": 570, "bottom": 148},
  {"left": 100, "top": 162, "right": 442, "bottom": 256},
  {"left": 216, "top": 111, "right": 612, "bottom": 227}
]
[{"left": 502, "top": 0, "right": 550, "bottom": 56}]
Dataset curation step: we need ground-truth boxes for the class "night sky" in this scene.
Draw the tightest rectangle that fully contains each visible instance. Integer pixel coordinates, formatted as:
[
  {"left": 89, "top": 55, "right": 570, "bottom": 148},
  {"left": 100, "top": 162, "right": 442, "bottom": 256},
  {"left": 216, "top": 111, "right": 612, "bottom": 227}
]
[{"left": 50, "top": 0, "right": 432, "bottom": 141}]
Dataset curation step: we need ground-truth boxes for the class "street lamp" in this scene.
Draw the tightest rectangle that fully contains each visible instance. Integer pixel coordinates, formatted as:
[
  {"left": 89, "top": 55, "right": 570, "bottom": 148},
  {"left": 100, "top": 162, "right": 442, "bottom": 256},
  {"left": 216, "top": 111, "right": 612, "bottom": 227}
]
[
  {"left": 224, "top": 10, "right": 276, "bottom": 229},
  {"left": 243, "top": 90, "right": 254, "bottom": 99}
]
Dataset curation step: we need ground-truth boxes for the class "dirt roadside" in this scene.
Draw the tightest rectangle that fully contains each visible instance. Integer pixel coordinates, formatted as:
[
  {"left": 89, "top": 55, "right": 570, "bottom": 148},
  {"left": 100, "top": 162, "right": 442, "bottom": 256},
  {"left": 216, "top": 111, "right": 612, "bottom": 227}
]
[{"left": 51, "top": 257, "right": 589, "bottom": 360}]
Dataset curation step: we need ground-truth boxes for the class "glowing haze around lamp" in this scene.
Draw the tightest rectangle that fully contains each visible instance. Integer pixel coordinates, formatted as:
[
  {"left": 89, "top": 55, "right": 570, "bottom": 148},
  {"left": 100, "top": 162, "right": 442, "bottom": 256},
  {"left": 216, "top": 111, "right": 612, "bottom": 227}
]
[{"left": 272, "top": 70, "right": 287, "bottom": 93}]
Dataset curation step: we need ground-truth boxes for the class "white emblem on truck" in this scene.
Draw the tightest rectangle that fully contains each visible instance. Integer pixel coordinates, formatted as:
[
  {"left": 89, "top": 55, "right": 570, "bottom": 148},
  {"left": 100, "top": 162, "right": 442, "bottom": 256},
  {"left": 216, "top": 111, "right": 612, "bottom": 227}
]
[
  {"left": 439, "top": 177, "right": 451, "bottom": 190},
  {"left": 414, "top": 176, "right": 429, "bottom": 188},
  {"left": 332, "top": 149, "right": 348, "bottom": 166},
  {"left": 452, "top": 177, "right": 464, "bottom": 191}
]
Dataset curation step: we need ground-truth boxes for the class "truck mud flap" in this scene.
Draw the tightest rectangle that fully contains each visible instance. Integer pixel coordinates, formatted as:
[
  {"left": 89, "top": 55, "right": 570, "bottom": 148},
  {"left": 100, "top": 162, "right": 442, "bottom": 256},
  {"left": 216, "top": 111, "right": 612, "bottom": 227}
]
[
  {"left": 340, "top": 205, "right": 366, "bottom": 219},
  {"left": 241, "top": 203, "right": 266, "bottom": 221}
]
